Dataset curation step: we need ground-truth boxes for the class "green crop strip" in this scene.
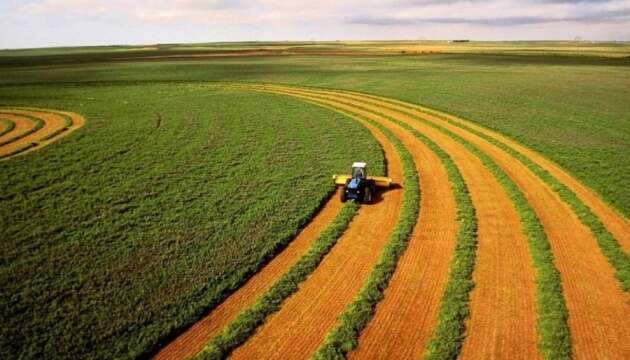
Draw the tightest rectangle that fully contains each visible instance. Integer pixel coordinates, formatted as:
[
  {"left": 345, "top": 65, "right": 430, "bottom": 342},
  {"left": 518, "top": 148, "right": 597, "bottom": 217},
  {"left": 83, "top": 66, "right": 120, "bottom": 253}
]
[
  {"left": 197, "top": 201, "right": 360, "bottom": 360},
  {"left": 286, "top": 89, "right": 568, "bottom": 359},
  {"left": 0, "top": 118, "right": 15, "bottom": 137},
  {"left": 367, "top": 97, "right": 630, "bottom": 294},
  {"left": 274, "top": 103, "right": 419, "bottom": 359}
]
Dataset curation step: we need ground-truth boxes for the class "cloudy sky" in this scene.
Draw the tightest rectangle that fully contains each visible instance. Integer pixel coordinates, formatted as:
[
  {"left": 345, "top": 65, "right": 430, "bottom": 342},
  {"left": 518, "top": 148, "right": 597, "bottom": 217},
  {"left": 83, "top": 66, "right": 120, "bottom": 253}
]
[{"left": 1, "top": 0, "right": 629, "bottom": 49}]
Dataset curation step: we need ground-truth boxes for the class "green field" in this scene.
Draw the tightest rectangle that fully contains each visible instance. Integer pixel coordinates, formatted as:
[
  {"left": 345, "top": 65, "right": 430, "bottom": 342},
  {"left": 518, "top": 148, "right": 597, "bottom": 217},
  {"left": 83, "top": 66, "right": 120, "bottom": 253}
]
[
  {"left": 0, "top": 84, "right": 384, "bottom": 358},
  {"left": 1, "top": 41, "right": 629, "bottom": 358}
]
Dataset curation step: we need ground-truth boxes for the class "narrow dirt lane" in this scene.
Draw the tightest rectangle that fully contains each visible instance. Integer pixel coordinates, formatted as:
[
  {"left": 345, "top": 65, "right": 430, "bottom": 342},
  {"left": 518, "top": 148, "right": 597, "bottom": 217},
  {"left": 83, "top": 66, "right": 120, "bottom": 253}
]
[
  {"left": 264, "top": 87, "right": 538, "bottom": 359},
  {"left": 154, "top": 193, "right": 344, "bottom": 360},
  {"left": 230, "top": 119, "right": 404, "bottom": 360}
]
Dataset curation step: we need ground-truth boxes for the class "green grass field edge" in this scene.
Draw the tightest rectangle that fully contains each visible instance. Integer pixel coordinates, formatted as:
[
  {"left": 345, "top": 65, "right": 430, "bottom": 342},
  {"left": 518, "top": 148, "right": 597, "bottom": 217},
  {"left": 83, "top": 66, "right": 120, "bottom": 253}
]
[
  {"left": 284, "top": 91, "right": 569, "bottom": 359},
  {"left": 307, "top": 106, "right": 420, "bottom": 360},
  {"left": 362, "top": 97, "right": 630, "bottom": 294},
  {"left": 0, "top": 118, "right": 15, "bottom": 137},
  {"left": 196, "top": 200, "right": 360, "bottom": 360}
]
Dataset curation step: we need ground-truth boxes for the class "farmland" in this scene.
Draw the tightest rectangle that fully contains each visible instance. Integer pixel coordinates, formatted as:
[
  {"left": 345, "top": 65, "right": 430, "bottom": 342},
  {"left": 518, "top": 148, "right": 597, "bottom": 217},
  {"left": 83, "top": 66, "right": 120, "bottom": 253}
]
[{"left": 1, "top": 41, "right": 629, "bottom": 359}]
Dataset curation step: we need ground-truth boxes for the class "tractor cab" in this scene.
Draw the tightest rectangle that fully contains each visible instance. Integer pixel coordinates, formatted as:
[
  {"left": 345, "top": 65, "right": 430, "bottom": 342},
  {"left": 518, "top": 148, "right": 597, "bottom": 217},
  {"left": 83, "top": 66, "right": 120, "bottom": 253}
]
[{"left": 351, "top": 162, "right": 367, "bottom": 179}]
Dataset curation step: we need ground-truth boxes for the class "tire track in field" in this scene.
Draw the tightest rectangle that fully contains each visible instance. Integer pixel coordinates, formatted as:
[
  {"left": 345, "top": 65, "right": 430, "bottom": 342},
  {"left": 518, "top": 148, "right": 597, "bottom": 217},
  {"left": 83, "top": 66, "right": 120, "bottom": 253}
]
[
  {"left": 333, "top": 91, "right": 630, "bottom": 256},
  {"left": 264, "top": 86, "right": 538, "bottom": 359},
  {"left": 229, "top": 118, "right": 404, "bottom": 360},
  {"left": 0, "top": 108, "right": 85, "bottom": 160},
  {"left": 269, "top": 86, "right": 630, "bottom": 359},
  {"left": 154, "top": 194, "right": 344, "bottom": 360}
]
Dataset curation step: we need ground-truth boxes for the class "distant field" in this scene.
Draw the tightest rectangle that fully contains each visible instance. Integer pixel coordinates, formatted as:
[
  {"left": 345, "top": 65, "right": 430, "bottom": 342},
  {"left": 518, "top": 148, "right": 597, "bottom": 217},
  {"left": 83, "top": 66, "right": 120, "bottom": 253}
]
[{"left": 1, "top": 42, "right": 629, "bottom": 359}]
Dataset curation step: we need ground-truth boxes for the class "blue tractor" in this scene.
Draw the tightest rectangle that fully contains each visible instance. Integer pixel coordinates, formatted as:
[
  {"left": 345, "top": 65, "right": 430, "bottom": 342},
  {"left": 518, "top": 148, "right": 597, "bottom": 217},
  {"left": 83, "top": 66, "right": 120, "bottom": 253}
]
[{"left": 333, "top": 162, "right": 392, "bottom": 204}]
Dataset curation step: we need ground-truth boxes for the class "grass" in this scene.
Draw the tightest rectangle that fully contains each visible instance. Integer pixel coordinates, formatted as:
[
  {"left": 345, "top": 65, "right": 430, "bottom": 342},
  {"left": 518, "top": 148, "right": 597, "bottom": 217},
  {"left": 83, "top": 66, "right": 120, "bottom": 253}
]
[
  {"left": 0, "top": 84, "right": 384, "bottom": 359},
  {"left": 310, "top": 108, "right": 420, "bottom": 359},
  {"left": 197, "top": 201, "right": 360, "bottom": 360}
]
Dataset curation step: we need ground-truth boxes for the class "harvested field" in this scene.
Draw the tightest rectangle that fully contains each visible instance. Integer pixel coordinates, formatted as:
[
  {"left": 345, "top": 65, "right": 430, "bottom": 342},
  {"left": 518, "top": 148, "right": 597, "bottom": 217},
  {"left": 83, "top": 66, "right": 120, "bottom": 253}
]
[
  {"left": 261, "top": 86, "right": 538, "bottom": 358},
  {"left": 0, "top": 107, "right": 84, "bottom": 159},
  {"left": 176, "top": 83, "right": 628, "bottom": 359}
]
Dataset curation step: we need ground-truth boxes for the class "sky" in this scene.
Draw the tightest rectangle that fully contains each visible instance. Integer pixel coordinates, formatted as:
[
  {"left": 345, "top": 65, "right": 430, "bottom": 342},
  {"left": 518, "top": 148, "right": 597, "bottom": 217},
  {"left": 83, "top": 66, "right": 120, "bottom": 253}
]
[{"left": 1, "top": 0, "right": 630, "bottom": 49}]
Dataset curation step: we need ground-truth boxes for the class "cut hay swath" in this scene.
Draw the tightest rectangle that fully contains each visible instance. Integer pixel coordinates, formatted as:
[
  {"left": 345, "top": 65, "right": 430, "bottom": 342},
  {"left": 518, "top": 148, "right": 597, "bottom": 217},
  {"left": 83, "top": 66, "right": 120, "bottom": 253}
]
[{"left": 0, "top": 107, "right": 85, "bottom": 160}]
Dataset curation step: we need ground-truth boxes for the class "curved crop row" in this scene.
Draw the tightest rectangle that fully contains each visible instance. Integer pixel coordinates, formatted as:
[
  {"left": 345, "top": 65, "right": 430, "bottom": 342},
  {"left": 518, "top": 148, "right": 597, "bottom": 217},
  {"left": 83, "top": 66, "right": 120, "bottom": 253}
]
[
  {"left": 0, "top": 108, "right": 84, "bottom": 160},
  {"left": 0, "top": 112, "right": 44, "bottom": 147},
  {"left": 310, "top": 108, "right": 420, "bottom": 359},
  {"left": 335, "top": 91, "right": 630, "bottom": 279},
  {"left": 254, "top": 85, "right": 571, "bottom": 359},
  {"left": 197, "top": 201, "right": 360, "bottom": 359},
  {"left": 405, "top": 117, "right": 571, "bottom": 359},
  {"left": 355, "top": 97, "right": 630, "bottom": 293}
]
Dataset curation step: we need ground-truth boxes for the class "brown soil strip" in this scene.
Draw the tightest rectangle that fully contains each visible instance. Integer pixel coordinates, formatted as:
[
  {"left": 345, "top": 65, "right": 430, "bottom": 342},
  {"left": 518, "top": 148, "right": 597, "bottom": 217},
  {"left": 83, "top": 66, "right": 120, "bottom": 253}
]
[
  {"left": 230, "top": 118, "right": 404, "bottom": 360},
  {"left": 337, "top": 91, "right": 630, "bottom": 254},
  {"left": 284, "top": 87, "right": 630, "bottom": 359},
  {"left": 0, "top": 108, "right": 85, "bottom": 160},
  {"left": 154, "top": 194, "right": 344, "bottom": 360},
  {"left": 268, "top": 87, "right": 538, "bottom": 359},
  {"left": 0, "top": 113, "right": 35, "bottom": 145}
]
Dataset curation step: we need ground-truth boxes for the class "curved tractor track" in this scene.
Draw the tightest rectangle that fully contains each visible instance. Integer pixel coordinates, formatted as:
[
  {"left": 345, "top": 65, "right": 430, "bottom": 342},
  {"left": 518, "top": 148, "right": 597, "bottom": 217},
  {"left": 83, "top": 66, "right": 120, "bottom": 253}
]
[
  {"left": 157, "top": 84, "right": 629, "bottom": 359},
  {"left": 0, "top": 107, "right": 85, "bottom": 160}
]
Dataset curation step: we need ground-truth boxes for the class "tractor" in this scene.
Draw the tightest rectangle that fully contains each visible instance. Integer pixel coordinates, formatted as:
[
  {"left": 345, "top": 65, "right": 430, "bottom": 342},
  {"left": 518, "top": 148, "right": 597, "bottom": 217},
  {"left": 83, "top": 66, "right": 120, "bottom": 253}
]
[{"left": 333, "top": 162, "right": 392, "bottom": 204}]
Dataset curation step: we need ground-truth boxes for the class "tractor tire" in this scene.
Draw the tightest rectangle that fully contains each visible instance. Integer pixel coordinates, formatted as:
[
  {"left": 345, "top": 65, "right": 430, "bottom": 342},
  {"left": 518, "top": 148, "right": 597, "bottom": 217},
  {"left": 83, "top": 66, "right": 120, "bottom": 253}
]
[
  {"left": 340, "top": 189, "right": 347, "bottom": 202},
  {"left": 364, "top": 187, "right": 373, "bottom": 204}
]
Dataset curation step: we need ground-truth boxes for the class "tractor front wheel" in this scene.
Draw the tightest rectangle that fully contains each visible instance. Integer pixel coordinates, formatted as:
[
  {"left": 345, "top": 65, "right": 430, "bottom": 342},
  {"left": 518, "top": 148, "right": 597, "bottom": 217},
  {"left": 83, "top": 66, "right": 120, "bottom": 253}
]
[{"left": 340, "top": 189, "right": 348, "bottom": 202}]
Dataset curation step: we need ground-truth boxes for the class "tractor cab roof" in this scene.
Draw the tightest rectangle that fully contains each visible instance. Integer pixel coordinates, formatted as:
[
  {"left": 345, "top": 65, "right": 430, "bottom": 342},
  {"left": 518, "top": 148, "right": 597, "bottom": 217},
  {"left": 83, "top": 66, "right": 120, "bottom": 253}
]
[{"left": 352, "top": 162, "right": 367, "bottom": 169}]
